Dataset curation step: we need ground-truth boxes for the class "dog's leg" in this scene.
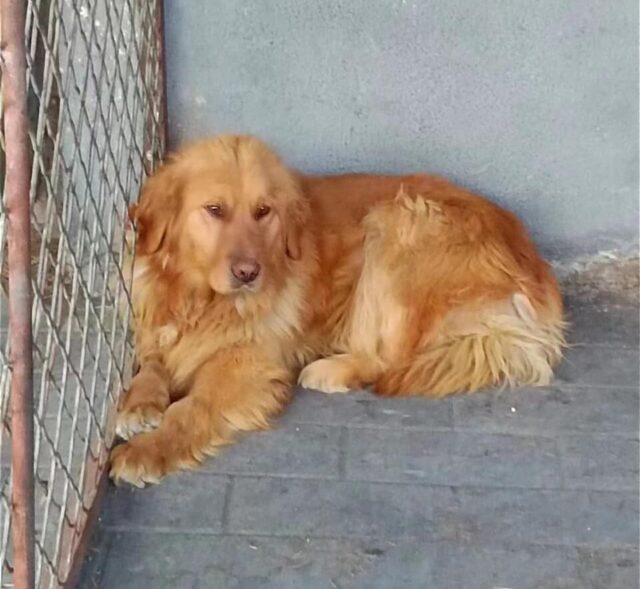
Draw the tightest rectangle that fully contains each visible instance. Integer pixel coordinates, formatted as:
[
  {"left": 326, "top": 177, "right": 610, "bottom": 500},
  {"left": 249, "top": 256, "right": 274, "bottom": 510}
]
[
  {"left": 298, "top": 353, "right": 383, "bottom": 394},
  {"left": 109, "top": 347, "right": 291, "bottom": 487},
  {"left": 300, "top": 192, "right": 446, "bottom": 396},
  {"left": 115, "top": 356, "right": 171, "bottom": 440}
]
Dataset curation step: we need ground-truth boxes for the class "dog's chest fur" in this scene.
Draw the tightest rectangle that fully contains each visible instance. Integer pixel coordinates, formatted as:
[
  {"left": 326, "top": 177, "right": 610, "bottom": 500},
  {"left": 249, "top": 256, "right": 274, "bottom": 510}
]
[{"left": 133, "top": 259, "right": 312, "bottom": 388}]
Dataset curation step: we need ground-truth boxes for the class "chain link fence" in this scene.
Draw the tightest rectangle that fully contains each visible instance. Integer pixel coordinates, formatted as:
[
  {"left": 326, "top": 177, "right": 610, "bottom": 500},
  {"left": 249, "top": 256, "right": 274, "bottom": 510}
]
[{"left": 0, "top": 0, "right": 166, "bottom": 586}]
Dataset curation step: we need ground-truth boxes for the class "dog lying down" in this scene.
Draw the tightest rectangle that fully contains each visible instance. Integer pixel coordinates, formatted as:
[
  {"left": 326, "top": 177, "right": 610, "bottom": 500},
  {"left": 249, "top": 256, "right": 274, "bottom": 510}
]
[{"left": 110, "top": 135, "right": 565, "bottom": 486}]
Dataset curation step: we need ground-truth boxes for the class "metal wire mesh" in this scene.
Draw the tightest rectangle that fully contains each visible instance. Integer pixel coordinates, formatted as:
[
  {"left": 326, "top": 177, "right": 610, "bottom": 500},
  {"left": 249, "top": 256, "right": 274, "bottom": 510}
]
[{"left": 0, "top": 0, "right": 166, "bottom": 586}]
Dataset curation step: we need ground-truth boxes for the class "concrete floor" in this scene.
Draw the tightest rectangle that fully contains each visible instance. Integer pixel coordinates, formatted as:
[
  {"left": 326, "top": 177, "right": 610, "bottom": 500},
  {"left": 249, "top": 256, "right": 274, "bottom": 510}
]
[{"left": 79, "top": 297, "right": 639, "bottom": 589}]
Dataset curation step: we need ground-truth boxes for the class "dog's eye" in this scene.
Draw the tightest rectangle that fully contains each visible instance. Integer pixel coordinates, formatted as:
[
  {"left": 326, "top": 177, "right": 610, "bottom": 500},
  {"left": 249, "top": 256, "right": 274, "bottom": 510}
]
[
  {"left": 255, "top": 205, "right": 271, "bottom": 220},
  {"left": 204, "top": 204, "right": 224, "bottom": 218}
]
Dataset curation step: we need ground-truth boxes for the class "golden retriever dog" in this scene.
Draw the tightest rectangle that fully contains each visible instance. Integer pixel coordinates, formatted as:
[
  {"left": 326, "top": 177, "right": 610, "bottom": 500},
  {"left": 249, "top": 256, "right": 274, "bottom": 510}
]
[{"left": 110, "top": 135, "right": 565, "bottom": 486}]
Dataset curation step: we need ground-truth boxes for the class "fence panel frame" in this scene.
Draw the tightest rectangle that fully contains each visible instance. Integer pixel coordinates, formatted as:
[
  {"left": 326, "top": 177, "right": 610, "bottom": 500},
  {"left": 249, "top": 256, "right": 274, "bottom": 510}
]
[
  {"left": 1, "top": 0, "right": 37, "bottom": 587},
  {"left": 0, "top": 1, "right": 167, "bottom": 587}
]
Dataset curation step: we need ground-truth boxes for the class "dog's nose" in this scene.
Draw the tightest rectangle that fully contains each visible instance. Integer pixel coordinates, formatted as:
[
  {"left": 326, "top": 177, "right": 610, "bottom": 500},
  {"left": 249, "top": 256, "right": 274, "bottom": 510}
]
[{"left": 231, "top": 259, "right": 261, "bottom": 284}]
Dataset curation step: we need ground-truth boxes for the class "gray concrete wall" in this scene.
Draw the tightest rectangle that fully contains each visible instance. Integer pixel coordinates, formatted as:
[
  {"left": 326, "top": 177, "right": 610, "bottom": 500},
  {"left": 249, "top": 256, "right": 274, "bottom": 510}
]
[{"left": 164, "top": 0, "right": 638, "bottom": 259}]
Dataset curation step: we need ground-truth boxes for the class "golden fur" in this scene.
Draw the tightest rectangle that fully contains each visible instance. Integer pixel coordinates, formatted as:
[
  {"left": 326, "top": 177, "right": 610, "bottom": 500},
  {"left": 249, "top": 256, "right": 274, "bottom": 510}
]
[{"left": 110, "top": 135, "right": 565, "bottom": 486}]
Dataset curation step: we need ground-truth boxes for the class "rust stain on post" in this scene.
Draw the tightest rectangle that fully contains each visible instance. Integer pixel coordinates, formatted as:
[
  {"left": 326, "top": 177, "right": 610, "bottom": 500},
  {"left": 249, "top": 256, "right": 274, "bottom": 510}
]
[{"left": 1, "top": 0, "right": 36, "bottom": 588}]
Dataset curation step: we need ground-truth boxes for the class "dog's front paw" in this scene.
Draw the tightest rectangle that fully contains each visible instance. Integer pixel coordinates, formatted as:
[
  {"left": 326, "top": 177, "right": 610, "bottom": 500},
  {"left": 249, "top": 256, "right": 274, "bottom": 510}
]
[
  {"left": 109, "top": 437, "right": 165, "bottom": 488},
  {"left": 298, "top": 358, "right": 352, "bottom": 394},
  {"left": 115, "top": 401, "right": 165, "bottom": 440}
]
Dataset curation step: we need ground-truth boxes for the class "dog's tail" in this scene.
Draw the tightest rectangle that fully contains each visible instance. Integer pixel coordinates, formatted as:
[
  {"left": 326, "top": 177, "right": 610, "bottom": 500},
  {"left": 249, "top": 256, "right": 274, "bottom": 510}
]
[{"left": 374, "top": 296, "right": 566, "bottom": 397}]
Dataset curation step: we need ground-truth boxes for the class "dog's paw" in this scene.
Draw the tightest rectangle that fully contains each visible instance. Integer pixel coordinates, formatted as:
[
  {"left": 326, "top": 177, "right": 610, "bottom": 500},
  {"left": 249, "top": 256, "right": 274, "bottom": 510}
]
[
  {"left": 115, "top": 402, "right": 164, "bottom": 440},
  {"left": 109, "top": 439, "right": 164, "bottom": 488},
  {"left": 298, "top": 358, "right": 352, "bottom": 394}
]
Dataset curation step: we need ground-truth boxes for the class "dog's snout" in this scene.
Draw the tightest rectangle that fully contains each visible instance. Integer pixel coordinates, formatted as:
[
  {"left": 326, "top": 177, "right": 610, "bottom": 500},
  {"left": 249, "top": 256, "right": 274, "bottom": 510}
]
[{"left": 231, "top": 258, "right": 261, "bottom": 284}]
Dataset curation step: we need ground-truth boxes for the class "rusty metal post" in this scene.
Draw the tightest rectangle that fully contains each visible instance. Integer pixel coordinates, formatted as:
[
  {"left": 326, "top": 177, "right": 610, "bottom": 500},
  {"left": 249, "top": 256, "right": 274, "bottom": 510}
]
[{"left": 1, "top": 1, "right": 36, "bottom": 589}]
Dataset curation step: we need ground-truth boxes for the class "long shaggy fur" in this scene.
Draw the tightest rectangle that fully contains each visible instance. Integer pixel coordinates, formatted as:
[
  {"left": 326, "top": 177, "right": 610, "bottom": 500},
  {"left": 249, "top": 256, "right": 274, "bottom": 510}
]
[
  {"left": 110, "top": 135, "right": 565, "bottom": 486},
  {"left": 376, "top": 304, "right": 566, "bottom": 396}
]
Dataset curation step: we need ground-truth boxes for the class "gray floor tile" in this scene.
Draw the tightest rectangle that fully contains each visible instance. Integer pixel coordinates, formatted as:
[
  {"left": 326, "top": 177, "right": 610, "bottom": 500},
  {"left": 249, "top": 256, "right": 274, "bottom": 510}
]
[
  {"left": 96, "top": 532, "right": 238, "bottom": 589},
  {"left": 201, "top": 424, "right": 342, "bottom": 479},
  {"left": 346, "top": 428, "right": 563, "bottom": 488},
  {"left": 430, "top": 543, "right": 581, "bottom": 589},
  {"left": 556, "top": 345, "right": 639, "bottom": 388},
  {"left": 562, "top": 490, "right": 639, "bottom": 546},
  {"left": 348, "top": 543, "right": 437, "bottom": 589},
  {"left": 560, "top": 434, "right": 640, "bottom": 491},
  {"left": 77, "top": 526, "right": 112, "bottom": 589},
  {"left": 283, "top": 389, "right": 377, "bottom": 426},
  {"left": 79, "top": 301, "right": 640, "bottom": 589},
  {"left": 574, "top": 546, "right": 640, "bottom": 589},
  {"left": 432, "top": 486, "right": 637, "bottom": 548},
  {"left": 101, "top": 472, "right": 229, "bottom": 532},
  {"left": 431, "top": 486, "right": 569, "bottom": 546},
  {"left": 453, "top": 386, "right": 639, "bottom": 436},
  {"left": 360, "top": 394, "right": 454, "bottom": 429},
  {"left": 228, "top": 477, "right": 434, "bottom": 540},
  {"left": 565, "top": 300, "right": 639, "bottom": 348},
  {"left": 284, "top": 388, "right": 453, "bottom": 429},
  {"left": 95, "top": 532, "right": 392, "bottom": 589},
  {"left": 355, "top": 544, "right": 640, "bottom": 589},
  {"left": 430, "top": 543, "right": 638, "bottom": 589}
]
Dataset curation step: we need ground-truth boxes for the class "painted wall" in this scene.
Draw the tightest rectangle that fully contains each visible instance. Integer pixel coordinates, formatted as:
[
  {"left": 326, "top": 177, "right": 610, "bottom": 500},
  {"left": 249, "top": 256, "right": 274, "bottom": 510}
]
[{"left": 164, "top": 0, "right": 638, "bottom": 259}]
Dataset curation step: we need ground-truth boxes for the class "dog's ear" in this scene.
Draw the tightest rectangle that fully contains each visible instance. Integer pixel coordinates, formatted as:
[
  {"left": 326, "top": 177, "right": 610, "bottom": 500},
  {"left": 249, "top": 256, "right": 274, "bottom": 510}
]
[
  {"left": 285, "top": 223, "right": 302, "bottom": 260},
  {"left": 283, "top": 189, "right": 309, "bottom": 261},
  {"left": 131, "top": 162, "right": 180, "bottom": 256}
]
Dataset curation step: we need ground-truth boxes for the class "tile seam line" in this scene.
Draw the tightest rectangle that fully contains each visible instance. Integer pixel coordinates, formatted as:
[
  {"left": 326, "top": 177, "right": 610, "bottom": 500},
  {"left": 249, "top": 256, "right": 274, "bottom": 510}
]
[
  {"left": 283, "top": 422, "right": 640, "bottom": 438},
  {"left": 96, "top": 526, "right": 640, "bottom": 550},
  {"left": 108, "top": 472, "right": 640, "bottom": 493},
  {"left": 306, "top": 427, "right": 640, "bottom": 441}
]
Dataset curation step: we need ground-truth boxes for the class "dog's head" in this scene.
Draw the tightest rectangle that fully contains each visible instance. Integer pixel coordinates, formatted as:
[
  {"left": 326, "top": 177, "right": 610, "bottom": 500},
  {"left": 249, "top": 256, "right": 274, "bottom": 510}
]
[{"left": 130, "top": 135, "right": 307, "bottom": 295}]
